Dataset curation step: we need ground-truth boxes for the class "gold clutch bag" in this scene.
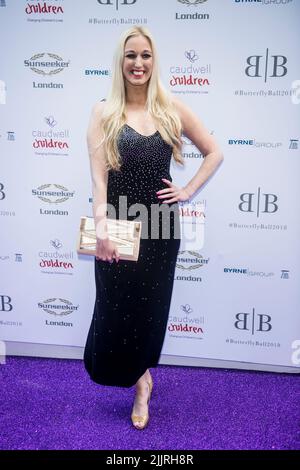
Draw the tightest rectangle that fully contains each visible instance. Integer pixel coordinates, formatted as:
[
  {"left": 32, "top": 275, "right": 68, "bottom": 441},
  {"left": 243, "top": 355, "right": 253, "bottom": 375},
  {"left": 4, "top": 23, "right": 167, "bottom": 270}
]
[{"left": 77, "top": 216, "right": 142, "bottom": 261}]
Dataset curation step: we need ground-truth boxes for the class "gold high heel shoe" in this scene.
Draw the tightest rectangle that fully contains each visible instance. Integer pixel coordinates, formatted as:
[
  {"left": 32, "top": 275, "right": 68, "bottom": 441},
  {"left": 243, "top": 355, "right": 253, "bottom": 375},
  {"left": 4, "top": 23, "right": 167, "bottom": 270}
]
[{"left": 131, "top": 377, "right": 153, "bottom": 430}]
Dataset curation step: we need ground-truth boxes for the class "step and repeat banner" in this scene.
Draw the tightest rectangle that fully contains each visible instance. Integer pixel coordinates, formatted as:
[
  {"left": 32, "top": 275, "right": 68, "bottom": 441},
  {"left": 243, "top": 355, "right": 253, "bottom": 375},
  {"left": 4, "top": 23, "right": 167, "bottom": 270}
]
[{"left": 1, "top": 0, "right": 299, "bottom": 372}]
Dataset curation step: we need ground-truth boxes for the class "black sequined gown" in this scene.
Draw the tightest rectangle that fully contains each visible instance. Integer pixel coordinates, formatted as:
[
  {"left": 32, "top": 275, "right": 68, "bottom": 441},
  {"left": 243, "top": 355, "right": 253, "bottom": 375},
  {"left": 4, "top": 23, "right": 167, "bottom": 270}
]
[{"left": 84, "top": 124, "right": 181, "bottom": 387}]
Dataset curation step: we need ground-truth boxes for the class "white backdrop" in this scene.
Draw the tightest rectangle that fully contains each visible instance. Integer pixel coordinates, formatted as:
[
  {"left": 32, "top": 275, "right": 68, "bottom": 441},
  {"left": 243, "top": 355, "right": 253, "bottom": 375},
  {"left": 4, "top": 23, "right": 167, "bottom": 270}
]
[{"left": 1, "top": 0, "right": 299, "bottom": 373}]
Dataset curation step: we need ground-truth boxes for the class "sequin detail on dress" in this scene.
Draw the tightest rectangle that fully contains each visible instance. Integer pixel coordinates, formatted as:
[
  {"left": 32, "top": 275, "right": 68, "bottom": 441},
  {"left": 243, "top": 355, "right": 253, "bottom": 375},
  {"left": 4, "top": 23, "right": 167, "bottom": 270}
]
[{"left": 83, "top": 124, "right": 181, "bottom": 387}]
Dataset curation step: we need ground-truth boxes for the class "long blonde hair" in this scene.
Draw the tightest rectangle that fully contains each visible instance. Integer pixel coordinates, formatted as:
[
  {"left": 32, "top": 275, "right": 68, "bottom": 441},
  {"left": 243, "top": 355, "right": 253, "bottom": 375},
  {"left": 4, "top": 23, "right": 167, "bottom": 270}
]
[{"left": 101, "top": 26, "right": 184, "bottom": 171}]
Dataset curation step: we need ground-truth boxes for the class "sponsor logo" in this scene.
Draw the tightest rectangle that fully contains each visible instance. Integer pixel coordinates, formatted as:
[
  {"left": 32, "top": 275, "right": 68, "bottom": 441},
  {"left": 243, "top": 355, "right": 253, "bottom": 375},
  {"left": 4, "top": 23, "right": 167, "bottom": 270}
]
[
  {"left": 168, "top": 303, "right": 205, "bottom": 339},
  {"left": 38, "top": 298, "right": 78, "bottom": 316},
  {"left": 0, "top": 295, "right": 12, "bottom": 312},
  {"left": 170, "top": 51, "right": 211, "bottom": 94},
  {"left": 32, "top": 184, "right": 75, "bottom": 203},
  {"left": 25, "top": 1, "right": 64, "bottom": 15},
  {"left": 96, "top": 0, "right": 137, "bottom": 10},
  {"left": 234, "top": 49, "right": 294, "bottom": 98},
  {"left": 175, "top": 251, "right": 208, "bottom": 283},
  {"left": 32, "top": 116, "right": 70, "bottom": 156},
  {"left": 228, "top": 188, "right": 287, "bottom": 231},
  {"left": 234, "top": 308, "right": 272, "bottom": 333},
  {"left": 176, "top": 0, "right": 209, "bottom": 21},
  {"left": 89, "top": 0, "right": 146, "bottom": 25},
  {"left": 245, "top": 49, "right": 287, "bottom": 83},
  {"left": 228, "top": 138, "right": 282, "bottom": 148},
  {"left": 0, "top": 183, "right": 5, "bottom": 201},
  {"left": 289, "top": 139, "right": 298, "bottom": 149},
  {"left": 224, "top": 267, "right": 275, "bottom": 278},
  {"left": 39, "top": 239, "right": 74, "bottom": 273},
  {"left": 238, "top": 187, "right": 278, "bottom": 217},
  {"left": 85, "top": 68, "right": 110, "bottom": 77},
  {"left": 38, "top": 297, "right": 79, "bottom": 327},
  {"left": 225, "top": 307, "right": 281, "bottom": 350},
  {"left": 234, "top": 0, "right": 293, "bottom": 6},
  {"left": 24, "top": 53, "right": 69, "bottom": 76},
  {"left": 33, "top": 81, "right": 63, "bottom": 89},
  {"left": 281, "top": 269, "right": 289, "bottom": 279},
  {"left": 7, "top": 131, "right": 15, "bottom": 141}
]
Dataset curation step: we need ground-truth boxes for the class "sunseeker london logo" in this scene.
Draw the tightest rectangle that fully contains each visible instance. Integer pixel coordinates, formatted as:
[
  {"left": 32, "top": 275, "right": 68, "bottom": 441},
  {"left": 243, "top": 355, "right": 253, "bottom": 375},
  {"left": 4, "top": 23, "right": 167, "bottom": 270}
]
[
  {"left": 38, "top": 298, "right": 78, "bottom": 316},
  {"left": 176, "top": 0, "right": 209, "bottom": 21},
  {"left": 32, "top": 184, "right": 75, "bottom": 216},
  {"left": 32, "top": 184, "right": 74, "bottom": 203},
  {"left": 24, "top": 53, "right": 69, "bottom": 75},
  {"left": 24, "top": 53, "right": 69, "bottom": 89},
  {"left": 38, "top": 298, "right": 79, "bottom": 327}
]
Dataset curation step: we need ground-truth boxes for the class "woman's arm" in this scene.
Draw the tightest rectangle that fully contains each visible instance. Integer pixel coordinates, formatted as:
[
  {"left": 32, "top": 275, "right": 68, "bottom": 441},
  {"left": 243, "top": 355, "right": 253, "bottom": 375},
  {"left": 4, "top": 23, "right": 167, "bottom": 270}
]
[
  {"left": 157, "top": 98, "right": 224, "bottom": 204},
  {"left": 87, "top": 101, "right": 109, "bottom": 239},
  {"left": 174, "top": 97, "right": 224, "bottom": 198}
]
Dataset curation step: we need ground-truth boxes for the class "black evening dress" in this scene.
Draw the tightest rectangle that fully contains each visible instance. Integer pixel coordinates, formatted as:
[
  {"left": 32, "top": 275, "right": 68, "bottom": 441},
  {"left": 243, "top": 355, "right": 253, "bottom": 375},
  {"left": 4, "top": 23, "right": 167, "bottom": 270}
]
[{"left": 84, "top": 124, "right": 181, "bottom": 387}]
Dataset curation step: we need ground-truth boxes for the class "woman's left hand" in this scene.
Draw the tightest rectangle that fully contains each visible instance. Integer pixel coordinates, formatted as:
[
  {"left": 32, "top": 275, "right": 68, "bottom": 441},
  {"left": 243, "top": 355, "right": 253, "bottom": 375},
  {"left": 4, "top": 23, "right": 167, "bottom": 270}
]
[{"left": 156, "top": 178, "right": 190, "bottom": 204}]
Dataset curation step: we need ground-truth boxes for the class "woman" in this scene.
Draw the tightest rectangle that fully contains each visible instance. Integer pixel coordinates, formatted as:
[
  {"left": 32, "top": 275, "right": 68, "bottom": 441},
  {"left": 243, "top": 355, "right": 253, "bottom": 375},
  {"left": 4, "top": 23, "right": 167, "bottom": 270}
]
[{"left": 83, "top": 26, "right": 223, "bottom": 430}]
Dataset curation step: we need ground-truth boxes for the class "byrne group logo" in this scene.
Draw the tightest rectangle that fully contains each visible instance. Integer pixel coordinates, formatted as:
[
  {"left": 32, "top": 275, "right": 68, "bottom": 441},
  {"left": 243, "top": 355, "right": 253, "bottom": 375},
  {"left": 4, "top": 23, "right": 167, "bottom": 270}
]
[
  {"left": 24, "top": 53, "right": 69, "bottom": 76},
  {"left": 169, "top": 50, "right": 211, "bottom": 94},
  {"left": 228, "top": 137, "right": 282, "bottom": 149},
  {"left": 85, "top": 68, "right": 110, "bottom": 77},
  {"left": 39, "top": 239, "right": 75, "bottom": 274},
  {"left": 32, "top": 116, "right": 70, "bottom": 156},
  {"left": 224, "top": 266, "right": 275, "bottom": 279},
  {"left": 234, "top": 0, "right": 294, "bottom": 6}
]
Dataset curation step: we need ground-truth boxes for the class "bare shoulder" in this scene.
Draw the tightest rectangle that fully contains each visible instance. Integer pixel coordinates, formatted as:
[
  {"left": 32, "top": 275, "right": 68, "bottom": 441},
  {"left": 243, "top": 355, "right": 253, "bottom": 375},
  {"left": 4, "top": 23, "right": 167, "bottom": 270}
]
[
  {"left": 170, "top": 95, "right": 199, "bottom": 132},
  {"left": 87, "top": 100, "right": 107, "bottom": 149},
  {"left": 170, "top": 95, "right": 189, "bottom": 118},
  {"left": 170, "top": 95, "right": 222, "bottom": 157},
  {"left": 90, "top": 100, "right": 107, "bottom": 122}
]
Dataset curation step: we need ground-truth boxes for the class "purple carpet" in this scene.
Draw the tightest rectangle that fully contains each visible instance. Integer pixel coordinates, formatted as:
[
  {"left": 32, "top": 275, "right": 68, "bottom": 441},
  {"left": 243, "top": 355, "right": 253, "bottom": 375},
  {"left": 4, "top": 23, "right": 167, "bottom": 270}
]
[{"left": 0, "top": 356, "right": 299, "bottom": 450}]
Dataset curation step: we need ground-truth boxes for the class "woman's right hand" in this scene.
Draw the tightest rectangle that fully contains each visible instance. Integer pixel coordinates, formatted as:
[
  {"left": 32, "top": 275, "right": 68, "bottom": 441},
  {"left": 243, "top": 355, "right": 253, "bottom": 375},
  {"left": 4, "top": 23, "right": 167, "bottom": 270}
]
[{"left": 95, "top": 236, "right": 120, "bottom": 263}]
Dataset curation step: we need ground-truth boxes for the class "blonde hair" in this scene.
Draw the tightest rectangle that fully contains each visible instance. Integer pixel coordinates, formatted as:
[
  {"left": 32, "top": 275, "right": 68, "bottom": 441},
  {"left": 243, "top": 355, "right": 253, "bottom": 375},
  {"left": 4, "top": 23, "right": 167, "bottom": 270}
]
[{"left": 101, "top": 26, "right": 184, "bottom": 171}]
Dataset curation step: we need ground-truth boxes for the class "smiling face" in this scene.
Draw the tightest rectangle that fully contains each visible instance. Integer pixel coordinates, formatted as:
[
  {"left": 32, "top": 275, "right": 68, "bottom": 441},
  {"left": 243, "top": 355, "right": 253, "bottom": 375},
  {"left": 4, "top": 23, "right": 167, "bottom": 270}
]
[{"left": 122, "top": 34, "right": 153, "bottom": 88}]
